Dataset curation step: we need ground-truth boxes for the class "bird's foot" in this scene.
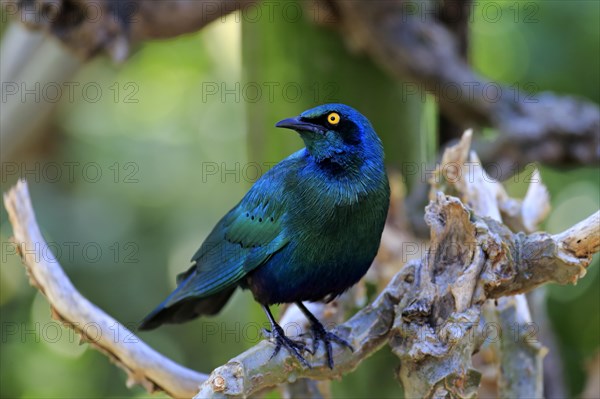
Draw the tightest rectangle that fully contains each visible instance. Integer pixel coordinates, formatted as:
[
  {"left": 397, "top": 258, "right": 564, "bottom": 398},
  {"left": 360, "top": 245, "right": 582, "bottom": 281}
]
[
  {"left": 262, "top": 325, "right": 311, "bottom": 368},
  {"left": 308, "top": 322, "right": 354, "bottom": 369}
]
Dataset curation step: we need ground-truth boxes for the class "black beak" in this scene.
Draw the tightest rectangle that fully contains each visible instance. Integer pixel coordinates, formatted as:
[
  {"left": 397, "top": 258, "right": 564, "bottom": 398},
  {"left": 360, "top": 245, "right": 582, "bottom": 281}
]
[{"left": 275, "top": 117, "right": 323, "bottom": 134}]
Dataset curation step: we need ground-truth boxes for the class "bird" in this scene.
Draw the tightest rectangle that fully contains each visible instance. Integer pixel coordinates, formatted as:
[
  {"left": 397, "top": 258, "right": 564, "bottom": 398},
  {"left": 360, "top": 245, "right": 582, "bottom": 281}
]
[{"left": 139, "top": 103, "right": 390, "bottom": 369}]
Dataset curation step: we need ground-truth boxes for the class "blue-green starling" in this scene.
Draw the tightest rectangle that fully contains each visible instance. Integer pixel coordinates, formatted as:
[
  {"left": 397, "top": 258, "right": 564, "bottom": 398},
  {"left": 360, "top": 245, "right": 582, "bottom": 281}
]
[{"left": 139, "top": 104, "right": 390, "bottom": 368}]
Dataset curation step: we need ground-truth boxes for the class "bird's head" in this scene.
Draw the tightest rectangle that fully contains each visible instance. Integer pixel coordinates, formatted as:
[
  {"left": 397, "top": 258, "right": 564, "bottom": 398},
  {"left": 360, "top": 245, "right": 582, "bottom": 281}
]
[{"left": 275, "top": 104, "right": 384, "bottom": 169}]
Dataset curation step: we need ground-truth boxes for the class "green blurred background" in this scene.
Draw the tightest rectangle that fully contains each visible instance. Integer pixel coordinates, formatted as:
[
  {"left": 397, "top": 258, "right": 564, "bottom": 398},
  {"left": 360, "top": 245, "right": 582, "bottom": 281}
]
[{"left": 1, "top": 1, "right": 598, "bottom": 398}]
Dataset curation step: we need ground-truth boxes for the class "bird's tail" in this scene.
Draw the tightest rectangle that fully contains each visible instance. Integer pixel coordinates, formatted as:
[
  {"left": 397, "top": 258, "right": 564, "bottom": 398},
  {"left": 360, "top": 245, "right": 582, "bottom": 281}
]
[{"left": 138, "top": 287, "right": 236, "bottom": 331}]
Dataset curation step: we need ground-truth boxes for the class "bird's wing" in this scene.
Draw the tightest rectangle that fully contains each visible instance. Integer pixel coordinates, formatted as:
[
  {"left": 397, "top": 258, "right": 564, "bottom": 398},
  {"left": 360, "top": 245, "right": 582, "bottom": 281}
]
[{"left": 163, "top": 190, "right": 289, "bottom": 307}]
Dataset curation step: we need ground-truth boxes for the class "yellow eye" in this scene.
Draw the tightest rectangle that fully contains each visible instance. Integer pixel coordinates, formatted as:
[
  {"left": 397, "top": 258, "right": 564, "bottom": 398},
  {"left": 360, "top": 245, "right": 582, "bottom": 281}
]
[{"left": 327, "top": 112, "right": 340, "bottom": 125}]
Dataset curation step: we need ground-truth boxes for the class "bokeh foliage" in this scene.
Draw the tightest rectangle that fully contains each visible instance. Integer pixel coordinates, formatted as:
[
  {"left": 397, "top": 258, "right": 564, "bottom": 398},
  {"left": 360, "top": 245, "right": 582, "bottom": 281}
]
[{"left": 1, "top": 1, "right": 598, "bottom": 397}]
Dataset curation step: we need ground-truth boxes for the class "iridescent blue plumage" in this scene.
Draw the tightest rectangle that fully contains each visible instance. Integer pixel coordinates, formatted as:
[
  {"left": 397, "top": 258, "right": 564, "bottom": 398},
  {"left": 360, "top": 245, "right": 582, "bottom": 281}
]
[{"left": 140, "top": 104, "right": 390, "bottom": 368}]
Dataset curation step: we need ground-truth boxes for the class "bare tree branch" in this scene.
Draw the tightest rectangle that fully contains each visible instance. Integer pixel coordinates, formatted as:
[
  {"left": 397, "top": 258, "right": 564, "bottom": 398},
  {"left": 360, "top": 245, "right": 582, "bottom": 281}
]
[
  {"left": 194, "top": 278, "right": 403, "bottom": 398},
  {"left": 1, "top": 0, "right": 254, "bottom": 60},
  {"left": 5, "top": 0, "right": 598, "bottom": 171},
  {"left": 3, "top": 1, "right": 598, "bottom": 396},
  {"left": 428, "top": 131, "right": 597, "bottom": 296},
  {"left": 446, "top": 147, "right": 548, "bottom": 398},
  {"left": 3, "top": 142, "right": 598, "bottom": 398},
  {"left": 495, "top": 295, "right": 546, "bottom": 398},
  {"left": 195, "top": 167, "right": 597, "bottom": 397},
  {"left": 329, "top": 0, "right": 599, "bottom": 174},
  {"left": 3, "top": 180, "right": 207, "bottom": 398},
  {"left": 390, "top": 131, "right": 597, "bottom": 398}
]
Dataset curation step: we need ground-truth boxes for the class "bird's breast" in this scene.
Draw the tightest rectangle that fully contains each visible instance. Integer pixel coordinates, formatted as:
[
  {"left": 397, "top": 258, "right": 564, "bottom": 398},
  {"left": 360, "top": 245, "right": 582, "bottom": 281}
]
[
  {"left": 283, "top": 171, "right": 390, "bottom": 267},
  {"left": 245, "top": 160, "right": 390, "bottom": 305},
  {"left": 287, "top": 168, "right": 388, "bottom": 229}
]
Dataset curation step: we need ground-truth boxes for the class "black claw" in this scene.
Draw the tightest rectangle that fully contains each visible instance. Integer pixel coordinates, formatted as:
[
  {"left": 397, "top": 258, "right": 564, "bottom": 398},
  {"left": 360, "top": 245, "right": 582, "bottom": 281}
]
[
  {"left": 309, "top": 322, "right": 354, "bottom": 369},
  {"left": 263, "top": 325, "right": 311, "bottom": 368},
  {"left": 261, "top": 305, "right": 311, "bottom": 368},
  {"left": 295, "top": 302, "right": 353, "bottom": 369}
]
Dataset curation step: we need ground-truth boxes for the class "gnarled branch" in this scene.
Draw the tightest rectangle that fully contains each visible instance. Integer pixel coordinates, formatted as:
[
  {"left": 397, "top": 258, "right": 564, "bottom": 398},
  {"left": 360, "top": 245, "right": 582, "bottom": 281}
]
[
  {"left": 195, "top": 132, "right": 598, "bottom": 397},
  {"left": 428, "top": 130, "right": 549, "bottom": 397},
  {"left": 388, "top": 131, "right": 597, "bottom": 398},
  {"left": 4, "top": 148, "right": 598, "bottom": 398}
]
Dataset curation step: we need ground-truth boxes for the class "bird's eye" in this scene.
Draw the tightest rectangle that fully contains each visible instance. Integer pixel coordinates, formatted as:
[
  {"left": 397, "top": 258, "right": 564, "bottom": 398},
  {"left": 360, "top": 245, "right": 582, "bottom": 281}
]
[{"left": 327, "top": 112, "right": 340, "bottom": 126}]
